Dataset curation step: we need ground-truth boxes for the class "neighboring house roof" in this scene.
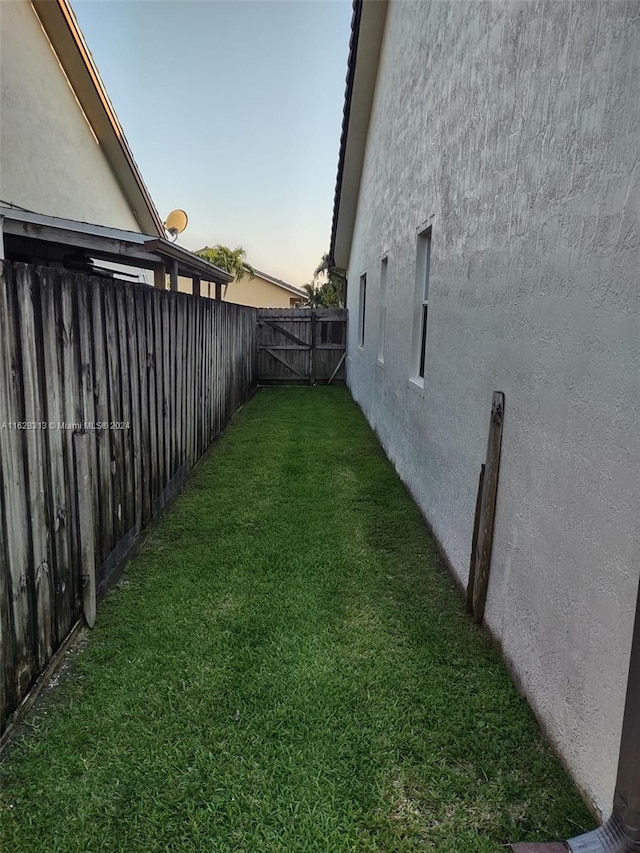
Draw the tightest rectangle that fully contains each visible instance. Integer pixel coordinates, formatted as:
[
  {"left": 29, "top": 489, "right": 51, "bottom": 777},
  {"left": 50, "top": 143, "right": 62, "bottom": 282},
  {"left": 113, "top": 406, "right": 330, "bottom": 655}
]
[
  {"left": 329, "top": 0, "right": 388, "bottom": 270},
  {"left": 251, "top": 269, "right": 306, "bottom": 299},
  {"left": 30, "top": 0, "right": 164, "bottom": 237}
]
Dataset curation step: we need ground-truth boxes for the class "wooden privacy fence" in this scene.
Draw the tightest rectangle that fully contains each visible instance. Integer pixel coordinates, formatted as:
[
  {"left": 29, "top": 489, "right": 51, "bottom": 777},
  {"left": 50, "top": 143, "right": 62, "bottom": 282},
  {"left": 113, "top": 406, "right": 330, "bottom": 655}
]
[
  {"left": 257, "top": 308, "right": 347, "bottom": 385},
  {"left": 0, "top": 262, "right": 257, "bottom": 733}
]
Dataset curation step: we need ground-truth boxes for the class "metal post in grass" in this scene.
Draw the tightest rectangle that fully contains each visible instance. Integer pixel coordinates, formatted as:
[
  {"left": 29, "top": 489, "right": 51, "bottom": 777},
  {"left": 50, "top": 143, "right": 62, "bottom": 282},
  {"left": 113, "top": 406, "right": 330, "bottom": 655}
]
[{"left": 512, "top": 582, "right": 640, "bottom": 853}]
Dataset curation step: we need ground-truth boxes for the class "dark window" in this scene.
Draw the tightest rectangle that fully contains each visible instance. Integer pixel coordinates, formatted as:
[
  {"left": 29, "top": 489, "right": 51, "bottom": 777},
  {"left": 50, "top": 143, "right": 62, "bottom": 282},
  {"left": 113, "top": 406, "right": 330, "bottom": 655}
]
[
  {"left": 358, "top": 274, "right": 367, "bottom": 347},
  {"left": 417, "top": 228, "right": 431, "bottom": 378},
  {"left": 378, "top": 256, "right": 388, "bottom": 362}
]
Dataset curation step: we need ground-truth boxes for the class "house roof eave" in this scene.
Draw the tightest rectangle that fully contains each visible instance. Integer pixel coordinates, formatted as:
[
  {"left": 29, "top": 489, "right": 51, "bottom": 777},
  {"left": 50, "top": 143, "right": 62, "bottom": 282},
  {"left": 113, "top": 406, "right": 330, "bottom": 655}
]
[
  {"left": 144, "top": 239, "right": 233, "bottom": 284},
  {"left": 329, "top": 0, "right": 388, "bottom": 271},
  {"left": 1, "top": 206, "right": 231, "bottom": 284}
]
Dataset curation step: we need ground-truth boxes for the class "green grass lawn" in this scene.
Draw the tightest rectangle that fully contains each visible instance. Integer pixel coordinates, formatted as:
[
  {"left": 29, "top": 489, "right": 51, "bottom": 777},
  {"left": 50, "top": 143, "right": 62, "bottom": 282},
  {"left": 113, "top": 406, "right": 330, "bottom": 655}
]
[{"left": 1, "top": 388, "right": 593, "bottom": 852}]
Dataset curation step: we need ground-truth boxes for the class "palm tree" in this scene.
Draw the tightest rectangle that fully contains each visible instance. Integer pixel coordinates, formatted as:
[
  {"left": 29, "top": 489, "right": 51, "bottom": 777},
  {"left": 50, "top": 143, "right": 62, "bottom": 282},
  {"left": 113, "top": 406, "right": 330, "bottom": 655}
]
[
  {"left": 312, "top": 253, "right": 346, "bottom": 307},
  {"left": 301, "top": 283, "right": 325, "bottom": 308},
  {"left": 196, "top": 245, "right": 255, "bottom": 282}
]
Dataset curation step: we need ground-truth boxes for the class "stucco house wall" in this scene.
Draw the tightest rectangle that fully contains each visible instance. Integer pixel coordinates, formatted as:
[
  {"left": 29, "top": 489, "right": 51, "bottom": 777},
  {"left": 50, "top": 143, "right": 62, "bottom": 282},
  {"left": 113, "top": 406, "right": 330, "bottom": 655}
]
[
  {"left": 344, "top": 0, "right": 640, "bottom": 818},
  {"left": 222, "top": 272, "right": 304, "bottom": 308},
  {"left": 0, "top": 0, "right": 141, "bottom": 232},
  {"left": 178, "top": 270, "right": 304, "bottom": 308}
]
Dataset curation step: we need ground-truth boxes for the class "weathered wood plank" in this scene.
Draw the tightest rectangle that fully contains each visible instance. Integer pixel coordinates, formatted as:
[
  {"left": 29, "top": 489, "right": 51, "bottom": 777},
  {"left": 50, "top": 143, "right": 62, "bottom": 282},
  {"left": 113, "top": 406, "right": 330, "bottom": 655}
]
[
  {"left": 104, "top": 283, "right": 124, "bottom": 546},
  {"left": 213, "top": 301, "right": 220, "bottom": 439},
  {"left": 162, "top": 288, "right": 171, "bottom": 482},
  {"left": 39, "top": 269, "right": 73, "bottom": 648},
  {"left": 144, "top": 288, "right": 158, "bottom": 509},
  {"left": 264, "top": 348, "right": 308, "bottom": 378},
  {"left": 90, "top": 279, "right": 112, "bottom": 565},
  {"left": 472, "top": 392, "right": 505, "bottom": 625},
  {"left": 126, "top": 286, "right": 143, "bottom": 530},
  {"left": 73, "top": 432, "right": 96, "bottom": 628},
  {"left": 75, "top": 274, "right": 97, "bottom": 616},
  {"left": 153, "top": 288, "right": 165, "bottom": 495},
  {"left": 0, "top": 263, "right": 31, "bottom": 717},
  {"left": 327, "top": 352, "right": 347, "bottom": 386},
  {"left": 16, "top": 265, "right": 54, "bottom": 670},
  {"left": 169, "top": 292, "right": 178, "bottom": 476},
  {"left": 179, "top": 295, "right": 188, "bottom": 468},
  {"left": 115, "top": 286, "right": 134, "bottom": 535},
  {"left": 186, "top": 295, "right": 195, "bottom": 466},
  {"left": 196, "top": 297, "right": 203, "bottom": 456},
  {"left": 0, "top": 478, "right": 14, "bottom": 726},
  {"left": 205, "top": 297, "right": 213, "bottom": 445},
  {"left": 465, "top": 464, "right": 485, "bottom": 615}
]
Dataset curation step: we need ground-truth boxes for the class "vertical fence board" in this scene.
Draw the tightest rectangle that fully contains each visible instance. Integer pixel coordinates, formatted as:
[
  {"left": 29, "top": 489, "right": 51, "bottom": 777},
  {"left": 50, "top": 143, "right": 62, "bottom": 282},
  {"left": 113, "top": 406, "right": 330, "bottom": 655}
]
[
  {"left": 168, "top": 293, "right": 177, "bottom": 477},
  {"left": 75, "top": 276, "right": 97, "bottom": 617},
  {"left": 105, "top": 286, "right": 125, "bottom": 543},
  {"left": 0, "top": 264, "right": 33, "bottom": 709},
  {"left": 74, "top": 432, "right": 96, "bottom": 628},
  {"left": 115, "top": 287, "right": 134, "bottom": 536},
  {"left": 143, "top": 289, "right": 157, "bottom": 512},
  {"left": 16, "top": 266, "right": 54, "bottom": 670},
  {"left": 130, "top": 288, "right": 152, "bottom": 526},
  {"left": 162, "top": 292, "right": 171, "bottom": 483},
  {"left": 204, "top": 299, "right": 212, "bottom": 444},
  {"left": 126, "top": 287, "right": 143, "bottom": 531},
  {"left": 39, "top": 270, "right": 74, "bottom": 648},
  {"left": 0, "top": 483, "right": 14, "bottom": 726},
  {"left": 153, "top": 290, "right": 165, "bottom": 500},
  {"left": 175, "top": 295, "right": 184, "bottom": 473},
  {"left": 89, "top": 280, "right": 112, "bottom": 565},
  {"left": 191, "top": 298, "right": 199, "bottom": 462},
  {"left": 186, "top": 296, "right": 195, "bottom": 467},
  {"left": 196, "top": 299, "right": 204, "bottom": 459}
]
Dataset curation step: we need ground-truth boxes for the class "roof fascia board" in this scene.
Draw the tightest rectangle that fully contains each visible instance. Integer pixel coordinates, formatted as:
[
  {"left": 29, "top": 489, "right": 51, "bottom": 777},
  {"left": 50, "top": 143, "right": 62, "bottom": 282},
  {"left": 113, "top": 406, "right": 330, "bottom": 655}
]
[
  {"left": 3, "top": 219, "right": 163, "bottom": 268},
  {"left": 330, "top": 0, "right": 388, "bottom": 270},
  {"left": 30, "top": 0, "right": 165, "bottom": 237},
  {"left": 1, "top": 206, "right": 150, "bottom": 244}
]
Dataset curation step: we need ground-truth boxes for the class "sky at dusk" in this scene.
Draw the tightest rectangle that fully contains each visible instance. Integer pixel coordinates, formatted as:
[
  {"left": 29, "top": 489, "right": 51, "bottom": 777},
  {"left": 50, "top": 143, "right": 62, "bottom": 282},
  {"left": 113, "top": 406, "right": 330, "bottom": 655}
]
[{"left": 71, "top": 0, "right": 353, "bottom": 287}]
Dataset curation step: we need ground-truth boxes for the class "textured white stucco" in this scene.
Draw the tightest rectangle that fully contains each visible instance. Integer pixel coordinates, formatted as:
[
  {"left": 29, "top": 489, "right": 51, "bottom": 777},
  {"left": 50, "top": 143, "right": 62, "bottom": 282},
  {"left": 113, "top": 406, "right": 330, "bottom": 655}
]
[
  {"left": 0, "top": 0, "right": 140, "bottom": 230},
  {"left": 345, "top": 0, "right": 640, "bottom": 819}
]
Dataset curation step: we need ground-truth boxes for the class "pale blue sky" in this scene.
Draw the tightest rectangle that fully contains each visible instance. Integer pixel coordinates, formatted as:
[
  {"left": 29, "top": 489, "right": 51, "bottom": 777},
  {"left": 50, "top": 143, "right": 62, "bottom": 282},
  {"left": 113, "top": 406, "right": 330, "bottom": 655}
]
[{"left": 71, "top": 0, "right": 352, "bottom": 286}]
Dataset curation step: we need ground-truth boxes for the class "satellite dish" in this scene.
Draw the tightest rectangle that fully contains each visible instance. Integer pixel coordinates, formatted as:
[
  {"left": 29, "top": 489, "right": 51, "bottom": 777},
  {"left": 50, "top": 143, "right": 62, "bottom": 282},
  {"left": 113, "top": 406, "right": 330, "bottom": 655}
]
[{"left": 164, "top": 209, "right": 188, "bottom": 241}]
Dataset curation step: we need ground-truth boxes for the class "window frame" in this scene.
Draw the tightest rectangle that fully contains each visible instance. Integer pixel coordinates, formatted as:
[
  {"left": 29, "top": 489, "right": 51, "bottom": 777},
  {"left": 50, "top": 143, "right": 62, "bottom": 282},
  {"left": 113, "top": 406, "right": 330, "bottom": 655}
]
[
  {"left": 413, "top": 225, "right": 432, "bottom": 381},
  {"left": 358, "top": 272, "right": 367, "bottom": 349},
  {"left": 378, "top": 254, "right": 388, "bottom": 364}
]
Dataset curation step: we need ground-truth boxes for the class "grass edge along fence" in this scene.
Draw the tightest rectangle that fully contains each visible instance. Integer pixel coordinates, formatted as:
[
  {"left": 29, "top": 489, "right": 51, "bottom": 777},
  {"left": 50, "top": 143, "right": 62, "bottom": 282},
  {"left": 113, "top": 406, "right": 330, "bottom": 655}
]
[{"left": 0, "top": 261, "right": 257, "bottom": 734}]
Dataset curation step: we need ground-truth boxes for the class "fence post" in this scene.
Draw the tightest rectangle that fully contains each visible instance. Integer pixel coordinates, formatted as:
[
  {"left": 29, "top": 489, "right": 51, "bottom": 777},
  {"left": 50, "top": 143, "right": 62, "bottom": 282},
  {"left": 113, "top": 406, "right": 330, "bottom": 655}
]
[{"left": 153, "top": 264, "right": 166, "bottom": 290}]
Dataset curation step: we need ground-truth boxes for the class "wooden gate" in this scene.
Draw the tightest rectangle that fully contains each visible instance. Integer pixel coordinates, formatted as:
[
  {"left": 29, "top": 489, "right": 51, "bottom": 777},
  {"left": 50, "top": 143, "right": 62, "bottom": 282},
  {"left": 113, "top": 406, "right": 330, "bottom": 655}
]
[{"left": 257, "top": 308, "right": 347, "bottom": 385}]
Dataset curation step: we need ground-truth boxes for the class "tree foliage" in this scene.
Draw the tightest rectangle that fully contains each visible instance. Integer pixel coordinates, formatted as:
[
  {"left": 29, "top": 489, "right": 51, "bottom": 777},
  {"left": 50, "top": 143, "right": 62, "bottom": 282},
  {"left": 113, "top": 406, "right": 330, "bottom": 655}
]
[
  {"left": 196, "top": 245, "right": 255, "bottom": 281},
  {"left": 301, "top": 283, "right": 326, "bottom": 308},
  {"left": 302, "top": 253, "right": 346, "bottom": 308}
]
